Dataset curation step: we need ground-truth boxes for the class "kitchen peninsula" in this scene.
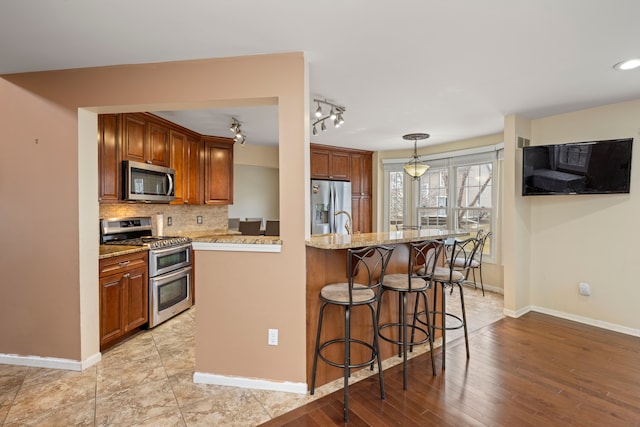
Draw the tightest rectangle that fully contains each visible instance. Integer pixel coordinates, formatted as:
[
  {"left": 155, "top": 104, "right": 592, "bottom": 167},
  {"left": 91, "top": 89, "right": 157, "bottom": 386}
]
[{"left": 306, "top": 229, "right": 469, "bottom": 386}]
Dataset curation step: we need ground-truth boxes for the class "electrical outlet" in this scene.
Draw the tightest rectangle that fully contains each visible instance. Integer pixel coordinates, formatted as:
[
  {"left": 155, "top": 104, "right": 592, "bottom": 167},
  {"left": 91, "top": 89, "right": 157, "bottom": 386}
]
[
  {"left": 268, "top": 328, "right": 278, "bottom": 346},
  {"left": 167, "top": 217, "right": 172, "bottom": 226},
  {"left": 579, "top": 282, "right": 591, "bottom": 296},
  {"left": 197, "top": 216, "right": 203, "bottom": 224}
]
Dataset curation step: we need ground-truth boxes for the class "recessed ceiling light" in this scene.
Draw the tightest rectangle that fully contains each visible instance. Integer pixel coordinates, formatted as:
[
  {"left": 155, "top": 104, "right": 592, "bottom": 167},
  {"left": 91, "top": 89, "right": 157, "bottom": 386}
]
[{"left": 613, "top": 58, "right": 640, "bottom": 71}]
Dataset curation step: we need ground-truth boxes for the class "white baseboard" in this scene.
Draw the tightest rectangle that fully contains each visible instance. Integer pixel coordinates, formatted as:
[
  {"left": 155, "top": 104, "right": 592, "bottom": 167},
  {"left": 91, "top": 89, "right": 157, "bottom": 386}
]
[
  {"left": 529, "top": 306, "right": 640, "bottom": 338},
  {"left": 0, "top": 352, "right": 101, "bottom": 371},
  {"left": 193, "top": 372, "right": 307, "bottom": 394},
  {"left": 503, "top": 305, "right": 532, "bottom": 318},
  {"left": 501, "top": 305, "right": 640, "bottom": 337}
]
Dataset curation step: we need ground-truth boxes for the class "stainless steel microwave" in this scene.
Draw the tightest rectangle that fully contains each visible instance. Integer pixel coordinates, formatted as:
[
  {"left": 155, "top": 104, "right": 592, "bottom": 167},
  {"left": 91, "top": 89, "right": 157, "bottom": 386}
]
[{"left": 123, "top": 160, "right": 175, "bottom": 203}]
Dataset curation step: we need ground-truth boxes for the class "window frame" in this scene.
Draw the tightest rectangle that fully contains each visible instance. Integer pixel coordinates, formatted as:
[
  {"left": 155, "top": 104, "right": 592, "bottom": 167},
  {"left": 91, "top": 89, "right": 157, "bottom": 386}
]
[{"left": 383, "top": 144, "right": 502, "bottom": 263}]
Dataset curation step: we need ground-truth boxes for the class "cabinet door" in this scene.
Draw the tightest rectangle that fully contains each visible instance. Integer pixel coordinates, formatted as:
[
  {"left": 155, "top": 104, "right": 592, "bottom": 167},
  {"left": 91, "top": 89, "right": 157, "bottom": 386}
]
[
  {"left": 99, "top": 273, "right": 125, "bottom": 348},
  {"left": 121, "top": 114, "right": 147, "bottom": 163},
  {"left": 148, "top": 122, "right": 170, "bottom": 167},
  {"left": 330, "top": 151, "right": 350, "bottom": 180},
  {"left": 310, "top": 149, "right": 331, "bottom": 179},
  {"left": 170, "top": 131, "right": 187, "bottom": 204},
  {"left": 98, "top": 114, "right": 120, "bottom": 203},
  {"left": 124, "top": 266, "right": 148, "bottom": 331},
  {"left": 350, "top": 153, "right": 372, "bottom": 196},
  {"left": 351, "top": 196, "right": 372, "bottom": 233},
  {"left": 204, "top": 138, "right": 234, "bottom": 204},
  {"left": 186, "top": 137, "right": 203, "bottom": 205}
]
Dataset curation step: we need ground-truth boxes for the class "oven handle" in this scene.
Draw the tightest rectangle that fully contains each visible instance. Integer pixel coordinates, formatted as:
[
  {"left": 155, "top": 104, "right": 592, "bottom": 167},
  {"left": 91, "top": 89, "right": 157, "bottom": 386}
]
[
  {"left": 151, "top": 265, "right": 192, "bottom": 285},
  {"left": 151, "top": 243, "right": 192, "bottom": 256}
]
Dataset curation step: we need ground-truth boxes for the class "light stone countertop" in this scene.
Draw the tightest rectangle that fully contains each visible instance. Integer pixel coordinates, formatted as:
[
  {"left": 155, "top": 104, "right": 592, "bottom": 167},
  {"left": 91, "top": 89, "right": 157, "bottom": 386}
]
[
  {"left": 305, "top": 229, "right": 470, "bottom": 250},
  {"left": 190, "top": 235, "right": 282, "bottom": 245},
  {"left": 99, "top": 245, "right": 148, "bottom": 259}
]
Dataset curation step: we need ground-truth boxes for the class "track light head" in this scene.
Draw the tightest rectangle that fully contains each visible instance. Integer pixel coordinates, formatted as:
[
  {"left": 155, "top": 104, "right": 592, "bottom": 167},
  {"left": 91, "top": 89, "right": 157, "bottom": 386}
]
[{"left": 311, "top": 99, "right": 346, "bottom": 137}]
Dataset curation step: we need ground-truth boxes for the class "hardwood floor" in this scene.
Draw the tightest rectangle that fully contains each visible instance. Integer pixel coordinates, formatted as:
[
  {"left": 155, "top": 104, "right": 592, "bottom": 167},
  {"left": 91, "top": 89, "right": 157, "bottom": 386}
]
[{"left": 260, "top": 312, "right": 640, "bottom": 426}]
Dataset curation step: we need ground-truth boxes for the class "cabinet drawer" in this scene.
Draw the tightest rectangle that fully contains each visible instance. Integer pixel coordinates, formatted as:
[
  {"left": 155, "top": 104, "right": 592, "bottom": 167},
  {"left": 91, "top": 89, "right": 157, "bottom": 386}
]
[{"left": 99, "top": 251, "right": 149, "bottom": 276}]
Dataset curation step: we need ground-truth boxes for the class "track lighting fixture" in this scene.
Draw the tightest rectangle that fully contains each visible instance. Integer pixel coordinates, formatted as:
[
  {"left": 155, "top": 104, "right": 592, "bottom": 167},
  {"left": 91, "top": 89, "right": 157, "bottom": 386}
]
[
  {"left": 311, "top": 98, "right": 346, "bottom": 136},
  {"left": 402, "top": 133, "right": 430, "bottom": 180},
  {"left": 229, "top": 117, "right": 246, "bottom": 145}
]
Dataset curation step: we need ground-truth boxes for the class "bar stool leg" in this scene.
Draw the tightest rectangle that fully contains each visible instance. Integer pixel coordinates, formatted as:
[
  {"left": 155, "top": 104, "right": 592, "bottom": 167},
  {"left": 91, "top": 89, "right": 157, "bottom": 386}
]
[
  {"left": 457, "top": 283, "right": 470, "bottom": 358},
  {"left": 310, "top": 302, "right": 328, "bottom": 395},
  {"left": 369, "top": 303, "right": 386, "bottom": 400},
  {"left": 343, "top": 305, "right": 351, "bottom": 422}
]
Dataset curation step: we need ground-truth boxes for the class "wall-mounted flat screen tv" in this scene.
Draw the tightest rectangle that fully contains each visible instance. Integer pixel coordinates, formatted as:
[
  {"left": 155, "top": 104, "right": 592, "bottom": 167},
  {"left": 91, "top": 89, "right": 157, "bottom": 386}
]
[{"left": 522, "top": 138, "right": 633, "bottom": 196}]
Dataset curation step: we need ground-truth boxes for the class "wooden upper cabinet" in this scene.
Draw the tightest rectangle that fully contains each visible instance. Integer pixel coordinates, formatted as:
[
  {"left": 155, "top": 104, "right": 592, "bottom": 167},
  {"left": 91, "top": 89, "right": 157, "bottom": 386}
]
[
  {"left": 98, "top": 113, "right": 120, "bottom": 203},
  {"left": 186, "top": 136, "right": 203, "bottom": 205},
  {"left": 121, "top": 113, "right": 169, "bottom": 167},
  {"left": 203, "top": 137, "right": 234, "bottom": 205},
  {"left": 170, "top": 131, "right": 187, "bottom": 204},
  {"left": 310, "top": 147, "right": 349, "bottom": 180},
  {"left": 350, "top": 152, "right": 372, "bottom": 197},
  {"left": 98, "top": 112, "right": 228, "bottom": 205},
  {"left": 121, "top": 113, "right": 147, "bottom": 163},
  {"left": 172, "top": 132, "right": 203, "bottom": 205},
  {"left": 147, "top": 121, "right": 170, "bottom": 167}
]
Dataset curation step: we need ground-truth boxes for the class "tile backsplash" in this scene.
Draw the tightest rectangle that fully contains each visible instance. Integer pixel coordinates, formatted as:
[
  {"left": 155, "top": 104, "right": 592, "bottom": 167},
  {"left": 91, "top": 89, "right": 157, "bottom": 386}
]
[{"left": 100, "top": 204, "right": 228, "bottom": 235}]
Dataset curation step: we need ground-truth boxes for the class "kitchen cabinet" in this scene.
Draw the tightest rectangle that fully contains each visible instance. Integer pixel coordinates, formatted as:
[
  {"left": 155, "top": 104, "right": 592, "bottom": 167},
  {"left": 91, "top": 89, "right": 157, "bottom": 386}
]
[
  {"left": 350, "top": 152, "right": 373, "bottom": 233},
  {"left": 185, "top": 136, "right": 204, "bottom": 205},
  {"left": 99, "top": 251, "right": 149, "bottom": 350},
  {"left": 98, "top": 113, "right": 120, "bottom": 203},
  {"left": 170, "top": 130, "right": 187, "bottom": 204},
  {"left": 310, "top": 147, "right": 350, "bottom": 180},
  {"left": 171, "top": 131, "right": 203, "bottom": 205},
  {"left": 203, "top": 136, "right": 234, "bottom": 205},
  {"left": 121, "top": 113, "right": 170, "bottom": 167},
  {"left": 98, "top": 112, "right": 231, "bottom": 205},
  {"left": 310, "top": 144, "right": 373, "bottom": 233}
]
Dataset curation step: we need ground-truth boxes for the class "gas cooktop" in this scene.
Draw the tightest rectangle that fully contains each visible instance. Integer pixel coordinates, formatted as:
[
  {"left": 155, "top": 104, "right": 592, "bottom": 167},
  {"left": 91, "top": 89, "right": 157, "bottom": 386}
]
[
  {"left": 109, "top": 236, "right": 191, "bottom": 249},
  {"left": 100, "top": 217, "right": 191, "bottom": 249}
]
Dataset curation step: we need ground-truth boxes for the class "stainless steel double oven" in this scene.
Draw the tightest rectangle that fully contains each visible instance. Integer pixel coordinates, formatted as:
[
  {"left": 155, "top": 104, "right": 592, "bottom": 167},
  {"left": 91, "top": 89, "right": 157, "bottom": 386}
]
[
  {"left": 101, "top": 217, "right": 192, "bottom": 328},
  {"left": 148, "top": 242, "right": 192, "bottom": 327}
]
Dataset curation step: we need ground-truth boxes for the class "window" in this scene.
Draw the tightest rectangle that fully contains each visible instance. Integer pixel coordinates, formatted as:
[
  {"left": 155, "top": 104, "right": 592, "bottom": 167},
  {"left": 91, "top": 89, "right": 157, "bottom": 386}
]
[{"left": 384, "top": 145, "right": 501, "bottom": 261}]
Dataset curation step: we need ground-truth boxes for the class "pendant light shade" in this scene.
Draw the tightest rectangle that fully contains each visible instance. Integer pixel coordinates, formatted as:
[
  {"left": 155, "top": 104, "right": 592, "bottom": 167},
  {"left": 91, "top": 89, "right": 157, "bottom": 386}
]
[{"left": 402, "top": 133, "right": 430, "bottom": 180}]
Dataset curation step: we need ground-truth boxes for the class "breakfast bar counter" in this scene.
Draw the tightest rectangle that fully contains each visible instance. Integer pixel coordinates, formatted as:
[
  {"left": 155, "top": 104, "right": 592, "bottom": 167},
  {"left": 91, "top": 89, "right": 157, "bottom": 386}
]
[{"left": 305, "top": 229, "right": 469, "bottom": 387}]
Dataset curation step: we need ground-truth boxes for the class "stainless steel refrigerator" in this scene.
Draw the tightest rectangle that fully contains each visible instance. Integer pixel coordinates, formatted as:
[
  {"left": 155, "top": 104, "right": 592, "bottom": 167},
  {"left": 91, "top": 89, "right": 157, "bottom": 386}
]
[{"left": 311, "top": 180, "right": 352, "bottom": 235}]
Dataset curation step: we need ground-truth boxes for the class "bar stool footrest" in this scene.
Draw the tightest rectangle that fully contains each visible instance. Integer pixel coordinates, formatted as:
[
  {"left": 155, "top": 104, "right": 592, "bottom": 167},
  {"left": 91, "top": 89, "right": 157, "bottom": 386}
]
[
  {"left": 422, "top": 310, "right": 465, "bottom": 331},
  {"left": 378, "top": 322, "right": 431, "bottom": 347},
  {"left": 317, "top": 338, "right": 378, "bottom": 370}
]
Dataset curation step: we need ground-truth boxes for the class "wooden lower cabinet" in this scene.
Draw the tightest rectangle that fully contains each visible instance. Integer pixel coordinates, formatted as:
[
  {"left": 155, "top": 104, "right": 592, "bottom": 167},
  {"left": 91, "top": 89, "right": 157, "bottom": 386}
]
[
  {"left": 351, "top": 196, "right": 372, "bottom": 234},
  {"left": 99, "top": 251, "right": 149, "bottom": 350}
]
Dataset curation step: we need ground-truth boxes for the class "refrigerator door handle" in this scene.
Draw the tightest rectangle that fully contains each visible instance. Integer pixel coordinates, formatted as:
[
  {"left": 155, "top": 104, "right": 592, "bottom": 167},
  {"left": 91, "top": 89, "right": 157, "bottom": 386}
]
[{"left": 328, "top": 182, "right": 335, "bottom": 233}]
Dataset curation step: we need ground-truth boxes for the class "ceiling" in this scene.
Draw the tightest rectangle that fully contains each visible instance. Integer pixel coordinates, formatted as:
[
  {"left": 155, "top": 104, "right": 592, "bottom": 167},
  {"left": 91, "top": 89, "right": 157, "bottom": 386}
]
[{"left": 2, "top": 0, "right": 640, "bottom": 151}]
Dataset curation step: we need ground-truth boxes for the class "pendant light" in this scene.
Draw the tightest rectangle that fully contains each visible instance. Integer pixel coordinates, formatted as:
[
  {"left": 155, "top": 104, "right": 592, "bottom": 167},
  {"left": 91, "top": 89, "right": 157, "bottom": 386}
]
[{"left": 403, "top": 133, "right": 430, "bottom": 179}]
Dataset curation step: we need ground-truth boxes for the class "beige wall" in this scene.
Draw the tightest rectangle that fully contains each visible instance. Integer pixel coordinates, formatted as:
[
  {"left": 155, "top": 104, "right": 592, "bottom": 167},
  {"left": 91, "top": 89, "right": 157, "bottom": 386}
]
[
  {"left": 0, "top": 54, "right": 309, "bottom": 385},
  {"left": 523, "top": 99, "right": 640, "bottom": 330}
]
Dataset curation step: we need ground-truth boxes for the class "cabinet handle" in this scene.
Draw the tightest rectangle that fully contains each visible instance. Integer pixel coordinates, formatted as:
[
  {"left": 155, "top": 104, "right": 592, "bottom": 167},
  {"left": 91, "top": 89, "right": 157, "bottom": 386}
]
[
  {"left": 118, "top": 261, "right": 130, "bottom": 267},
  {"left": 123, "top": 273, "right": 130, "bottom": 278},
  {"left": 146, "top": 160, "right": 152, "bottom": 164}
]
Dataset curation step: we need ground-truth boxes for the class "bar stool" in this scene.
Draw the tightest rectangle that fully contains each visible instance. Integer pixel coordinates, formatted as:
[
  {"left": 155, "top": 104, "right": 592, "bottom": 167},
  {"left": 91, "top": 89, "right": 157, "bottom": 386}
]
[
  {"left": 310, "top": 244, "right": 395, "bottom": 422},
  {"left": 377, "top": 240, "right": 441, "bottom": 389},
  {"left": 421, "top": 236, "right": 479, "bottom": 370}
]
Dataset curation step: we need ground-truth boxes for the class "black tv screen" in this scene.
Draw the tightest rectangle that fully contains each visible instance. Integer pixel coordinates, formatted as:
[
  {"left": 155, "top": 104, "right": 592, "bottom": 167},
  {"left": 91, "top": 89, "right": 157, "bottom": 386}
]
[{"left": 522, "top": 138, "right": 633, "bottom": 196}]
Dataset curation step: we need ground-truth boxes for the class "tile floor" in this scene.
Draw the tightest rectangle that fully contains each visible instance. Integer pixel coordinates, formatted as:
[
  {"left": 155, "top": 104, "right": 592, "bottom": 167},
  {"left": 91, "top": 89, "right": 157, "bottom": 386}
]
[{"left": 0, "top": 285, "right": 503, "bottom": 426}]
